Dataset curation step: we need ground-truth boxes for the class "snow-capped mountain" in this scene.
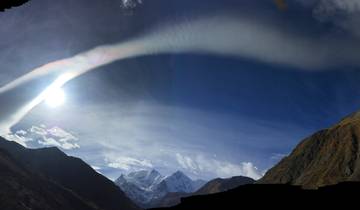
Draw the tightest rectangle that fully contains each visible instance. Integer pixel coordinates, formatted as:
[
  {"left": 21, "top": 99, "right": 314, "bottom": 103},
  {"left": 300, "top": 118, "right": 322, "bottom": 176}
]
[
  {"left": 119, "top": 169, "right": 164, "bottom": 190},
  {"left": 162, "top": 171, "right": 198, "bottom": 193},
  {"left": 115, "top": 170, "right": 205, "bottom": 208}
]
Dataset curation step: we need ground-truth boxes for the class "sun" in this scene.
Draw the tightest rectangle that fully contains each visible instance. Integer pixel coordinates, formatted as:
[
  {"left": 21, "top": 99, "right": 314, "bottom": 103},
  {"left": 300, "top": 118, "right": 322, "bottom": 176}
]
[{"left": 45, "top": 87, "right": 66, "bottom": 108}]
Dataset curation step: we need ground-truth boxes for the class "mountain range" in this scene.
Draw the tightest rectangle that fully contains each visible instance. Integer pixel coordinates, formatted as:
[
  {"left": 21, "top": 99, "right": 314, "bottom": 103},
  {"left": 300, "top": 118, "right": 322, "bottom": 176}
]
[
  {"left": 0, "top": 137, "right": 138, "bottom": 210},
  {"left": 150, "top": 110, "right": 360, "bottom": 209},
  {"left": 0, "top": 135, "right": 254, "bottom": 210},
  {"left": 114, "top": 170, "right": 206, "bottom": 208},
  {"left": 3, "top": 104, "right": 360, "bottom": 209},
  {"left": 149, "top": 175, "right": 255, "bottom": 208}
]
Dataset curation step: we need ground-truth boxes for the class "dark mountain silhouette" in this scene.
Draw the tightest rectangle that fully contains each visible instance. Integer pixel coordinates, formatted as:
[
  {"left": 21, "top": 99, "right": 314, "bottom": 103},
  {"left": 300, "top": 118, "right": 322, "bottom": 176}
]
[
  {"left": 149, "top": 182, "right": 360, "bottom": 210},
  {"left": 0, "top": 148, "right": 100, "bottom": 210},
  {"left": 0, "top": 0, "right": 29, "bottom": 11},
  {"left": 148, "top": 192, "right": 188, "bottom": 208},
  {"left": 259, "top": 111, "right": 360, "bottom": 188},
  {"left": 149, "top": 176, "right": 254, "bottom": 208},
  {"left": 195, "top": 176, "right": 255, "bottom": 195},
  {"left": 0, "top": 137, "right": 139, "bottom": 210}
]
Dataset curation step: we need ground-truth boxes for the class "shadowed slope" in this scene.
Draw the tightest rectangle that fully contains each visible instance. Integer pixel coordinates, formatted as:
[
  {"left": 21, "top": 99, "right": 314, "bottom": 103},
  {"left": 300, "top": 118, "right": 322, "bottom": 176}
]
[
  {"left": 0, "top": 148, "right": 100, "bottom": 210},
  {"left": 0, "top": 137, "right": 139, "bottom": 210},
  {"left": 259, "top": 111, "right": 360, "bottom": 188}
]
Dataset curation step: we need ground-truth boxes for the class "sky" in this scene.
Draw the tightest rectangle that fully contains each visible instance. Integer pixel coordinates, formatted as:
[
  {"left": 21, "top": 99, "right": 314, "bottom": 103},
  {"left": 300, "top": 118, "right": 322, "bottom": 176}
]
[{"left": 1, "top": 0, "right": 360, "bottom": 181}]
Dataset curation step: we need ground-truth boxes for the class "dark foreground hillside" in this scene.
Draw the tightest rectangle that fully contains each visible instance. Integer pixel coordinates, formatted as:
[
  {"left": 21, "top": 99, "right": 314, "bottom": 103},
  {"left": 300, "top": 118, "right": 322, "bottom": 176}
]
[
  {"left": 150, "top": 182, "right": 360, "bottom": 209},
  {"left": 0, "top": 138, "right": 138, "bottom": 210},
  {"left": 0, "top": 149, "right": 99, "bottom": 210}
]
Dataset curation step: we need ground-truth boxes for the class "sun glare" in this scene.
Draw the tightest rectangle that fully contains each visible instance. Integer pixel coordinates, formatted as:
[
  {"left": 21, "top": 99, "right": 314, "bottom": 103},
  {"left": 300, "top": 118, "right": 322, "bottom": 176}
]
[{"left": 45, "top": 87, "right": 65, "bottom": 108}]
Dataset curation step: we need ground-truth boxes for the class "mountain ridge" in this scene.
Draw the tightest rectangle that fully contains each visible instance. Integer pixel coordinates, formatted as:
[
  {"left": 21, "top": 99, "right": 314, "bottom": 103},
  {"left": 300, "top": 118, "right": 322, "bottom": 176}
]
[
  {"left": 0, "top": 137, "right": 139, "bottom": 210},
  {"left": 149, "top": 175, "right": 255, "bottom": 208},
  {"left": 0, "top": 146, "right": 99, "bottom": 210},
  {"left": 259, "top": 110, "right": 360, "bottom": 188},
  {"left": 115, "top": 169, "right": 206, "bottom": 208}
]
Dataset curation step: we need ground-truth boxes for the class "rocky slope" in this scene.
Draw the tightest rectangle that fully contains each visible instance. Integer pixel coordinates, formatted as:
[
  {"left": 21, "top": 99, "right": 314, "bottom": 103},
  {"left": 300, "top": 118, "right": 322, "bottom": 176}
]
[
  {"left": 259, "top": 111, "right": 360, "bottom": 188},
  {"left": 0, "top": 148, "right": 100, "bottom": 210},
  {"left": 0, "top": 137, "right": 138, "bottom": 210}
]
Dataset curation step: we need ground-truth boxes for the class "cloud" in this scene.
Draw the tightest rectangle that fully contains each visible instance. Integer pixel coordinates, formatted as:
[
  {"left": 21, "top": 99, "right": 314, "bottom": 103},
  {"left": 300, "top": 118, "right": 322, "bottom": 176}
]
[
  {"left": 3, "top": 12, "right": 360, "bottom": 134},
  {"left": 270, "top": 153, "right": 287, "bottom": 161},
  {"left": 176, "top": 153, "right": 263, "bottom": 180},
  {"left": 6, "top": 124, "right": 80, "bottom": 150},
  {"left": 5, "top": 130, "right": 33, "bottom": 147},
  {"left": 297, "top": 0, "right": 360, "bottom": 37},
  {"left": 21, "top": 102, "right": 307, "bottom": 180},
  {"left": 315, "top": 0, "right": 360, "bottom": 14},
  {"left": 121, "top": 0, "right": 143, "bottom": 9},
  {"left": 105, "top": 155, "right": 153, "bottom": 171}
]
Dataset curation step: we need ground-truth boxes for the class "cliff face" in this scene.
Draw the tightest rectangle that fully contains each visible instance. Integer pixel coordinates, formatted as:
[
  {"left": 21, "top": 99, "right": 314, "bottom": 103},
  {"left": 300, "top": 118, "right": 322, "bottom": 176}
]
[{"left": 259, "top": 111, "right": 360, "bottom": 188}]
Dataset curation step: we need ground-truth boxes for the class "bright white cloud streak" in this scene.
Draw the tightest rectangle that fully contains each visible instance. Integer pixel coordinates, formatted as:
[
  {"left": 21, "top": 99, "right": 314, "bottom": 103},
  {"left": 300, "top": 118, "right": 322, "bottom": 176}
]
[{"left": 1, "top": 14, "right": 359, "bottom": 134}]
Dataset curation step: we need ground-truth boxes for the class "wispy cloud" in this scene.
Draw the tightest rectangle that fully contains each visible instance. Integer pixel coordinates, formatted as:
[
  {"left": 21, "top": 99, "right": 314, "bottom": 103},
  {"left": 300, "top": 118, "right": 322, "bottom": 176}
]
[
  {"left": 297, "top": 0, "right": 360, "bottom": 37},
  {"left": 21, "top": 102, "right": 306, "bottom": 180},
  {"left": 176, "top": 153, "right": 262, "bottom": 180},
  {"left": 5, "top": 130, "right": 33, "bottom": 147},
  {"left": 2, "top": 9, "right": 360, "bottom": 134},
  {"left": 270, "top": 153, "right": 287, "bottom": 161},
  {"left": 121, "top": 0, "right": 143, "bottom": 9},
  {"left": 105, "top": 155, "right": 153, "bottom": 171},
  {"left": 315, "top": 0, "right": 360, "bottom": 14}
]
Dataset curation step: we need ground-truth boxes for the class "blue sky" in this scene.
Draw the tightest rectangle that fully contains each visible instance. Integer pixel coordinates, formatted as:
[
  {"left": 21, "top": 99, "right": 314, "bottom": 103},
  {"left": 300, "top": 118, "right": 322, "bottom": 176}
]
[{"left": 2, "top": 0, "right": 360, "bottom": 180}]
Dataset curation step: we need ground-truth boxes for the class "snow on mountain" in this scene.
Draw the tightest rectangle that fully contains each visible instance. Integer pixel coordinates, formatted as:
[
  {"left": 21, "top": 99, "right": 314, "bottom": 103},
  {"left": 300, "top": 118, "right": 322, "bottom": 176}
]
[
  {"left": 121, "top": 169, "right": 164, "bottom": 190},
  {"left": 162, "top": 171, "right": 197, "bottom": 193},
  {"left": 115, "top": 170, "right": 206, "bottom": 208}
]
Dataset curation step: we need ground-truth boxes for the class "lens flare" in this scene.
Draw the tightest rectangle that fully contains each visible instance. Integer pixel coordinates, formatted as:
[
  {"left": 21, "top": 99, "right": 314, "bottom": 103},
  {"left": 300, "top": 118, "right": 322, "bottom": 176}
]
[{"left": 44, "top": 87, "right": 65, "bottom": 108}]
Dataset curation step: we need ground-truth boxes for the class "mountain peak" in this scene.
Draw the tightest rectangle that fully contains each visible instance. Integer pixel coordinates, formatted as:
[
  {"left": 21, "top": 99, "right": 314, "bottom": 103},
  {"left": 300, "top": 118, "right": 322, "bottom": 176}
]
[
  {"left": 0, "top": 137, "right": 139, "bottom": 210},
  {"left": 337, "top": 110, "right": 360, "bottom": 126},
  {"left": 118, "top": 169, "right": 164, "bottom": 191},
  {"left": 172, "top": 170, "right": 187, "bottom": 177},
  {"left": 163, "top": 171, "right": 194, "bottom": 193},
  {"left": 148, "top": 169, "right": 161, "bottom": 176},
  {"left": 259, "top": 111, "right": 360, "bottom": 188},
  {"left": 115, "top": 169, "right": 205, "bottom": 208}
]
